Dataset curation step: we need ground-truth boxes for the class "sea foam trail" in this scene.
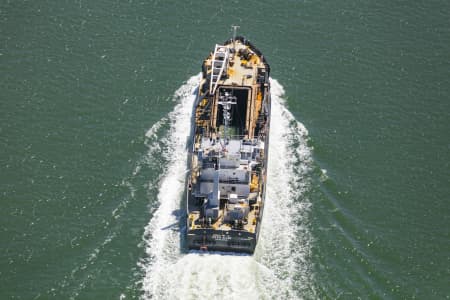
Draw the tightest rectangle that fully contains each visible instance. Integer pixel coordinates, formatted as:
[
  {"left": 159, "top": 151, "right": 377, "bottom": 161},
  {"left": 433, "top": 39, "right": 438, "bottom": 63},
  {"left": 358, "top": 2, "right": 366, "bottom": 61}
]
[{"left": 139, "top": 75, "right": 315, "bottom": 299}]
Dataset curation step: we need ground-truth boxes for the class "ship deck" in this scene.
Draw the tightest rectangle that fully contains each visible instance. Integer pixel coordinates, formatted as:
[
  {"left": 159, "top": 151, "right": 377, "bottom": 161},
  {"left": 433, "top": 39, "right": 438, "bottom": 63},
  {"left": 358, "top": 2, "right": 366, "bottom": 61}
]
[
  {"left": 204, "top": 42, "right": 263, "bottom": 87},
  {"left": 186, "top": 36, "right": 270, "bottom": 253}
]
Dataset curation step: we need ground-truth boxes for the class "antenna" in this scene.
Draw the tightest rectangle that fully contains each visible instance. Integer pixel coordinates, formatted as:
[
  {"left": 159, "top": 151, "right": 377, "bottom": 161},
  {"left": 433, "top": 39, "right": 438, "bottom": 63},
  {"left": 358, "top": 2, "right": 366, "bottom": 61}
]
[
  {"left": 231, "top": 25, "right": 240, "bottom": 43},
  {"left": 218, "top": 91, "right": 237, "bottom": 143}
]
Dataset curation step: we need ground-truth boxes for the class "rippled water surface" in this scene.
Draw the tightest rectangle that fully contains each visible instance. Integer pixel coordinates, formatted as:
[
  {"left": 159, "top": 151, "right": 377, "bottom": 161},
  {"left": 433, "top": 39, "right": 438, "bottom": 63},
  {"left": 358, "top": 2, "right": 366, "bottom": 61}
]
[{"left": 1, "top": 1, "right": 449, "bottom": 299}]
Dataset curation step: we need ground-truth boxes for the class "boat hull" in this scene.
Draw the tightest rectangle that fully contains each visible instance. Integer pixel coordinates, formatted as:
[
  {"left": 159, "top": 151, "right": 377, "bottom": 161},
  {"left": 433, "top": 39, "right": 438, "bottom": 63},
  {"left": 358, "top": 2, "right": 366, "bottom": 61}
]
[
  {"left": 185, "top": 35, "right": 270, "bottom": 254},
  {"left": 187, "top": 228, "right": 257, "bottom": 254}
]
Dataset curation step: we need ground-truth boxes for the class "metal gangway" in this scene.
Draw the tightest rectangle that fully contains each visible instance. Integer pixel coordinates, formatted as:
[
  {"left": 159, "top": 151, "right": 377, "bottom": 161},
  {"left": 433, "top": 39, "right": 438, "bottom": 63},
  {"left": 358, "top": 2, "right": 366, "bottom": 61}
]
[{"left": 209, "top": 44, "right": 229, "bottom": 95}]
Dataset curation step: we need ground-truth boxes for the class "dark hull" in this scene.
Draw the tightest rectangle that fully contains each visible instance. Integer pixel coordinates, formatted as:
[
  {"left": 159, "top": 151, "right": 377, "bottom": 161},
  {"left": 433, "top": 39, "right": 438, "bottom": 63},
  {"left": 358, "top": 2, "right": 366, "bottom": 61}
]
[
  {"left": 187, "top": 228, "right": 258, "bottom": 254},
  {"left": 185, "top": 35, "right": 270, "bottom": 254}
]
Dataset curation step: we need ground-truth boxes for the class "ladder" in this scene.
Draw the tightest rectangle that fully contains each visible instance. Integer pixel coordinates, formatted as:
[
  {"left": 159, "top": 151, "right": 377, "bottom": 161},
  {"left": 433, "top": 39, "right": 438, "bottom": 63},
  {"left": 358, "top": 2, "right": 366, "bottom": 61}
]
[{"left": 209, "top": 44, "right": 229, "bottom": 95}]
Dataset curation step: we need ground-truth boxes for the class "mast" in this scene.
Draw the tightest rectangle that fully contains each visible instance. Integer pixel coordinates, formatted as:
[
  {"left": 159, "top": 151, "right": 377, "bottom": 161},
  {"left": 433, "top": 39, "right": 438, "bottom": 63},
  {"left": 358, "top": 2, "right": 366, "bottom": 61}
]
[
  {"left": 231, "top": 25, "right": 239, "bottom": 46},
  {"left": 218, "top": 91, "right": 237, "bottom": 143}
]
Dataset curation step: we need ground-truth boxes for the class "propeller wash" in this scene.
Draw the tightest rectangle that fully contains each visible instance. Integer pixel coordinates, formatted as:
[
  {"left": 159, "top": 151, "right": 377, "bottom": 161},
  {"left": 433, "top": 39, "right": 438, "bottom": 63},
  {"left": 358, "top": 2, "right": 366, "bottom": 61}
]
[{"left": 138, "top": 71, "right": 316, "bottom": 298}]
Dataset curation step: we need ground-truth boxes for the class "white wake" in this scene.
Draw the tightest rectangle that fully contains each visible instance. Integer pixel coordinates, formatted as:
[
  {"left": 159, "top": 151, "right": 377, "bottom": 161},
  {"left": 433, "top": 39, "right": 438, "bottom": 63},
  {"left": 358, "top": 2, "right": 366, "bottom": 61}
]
[{"left": 138, "top": 75, "right": 315, "bottom": 299}]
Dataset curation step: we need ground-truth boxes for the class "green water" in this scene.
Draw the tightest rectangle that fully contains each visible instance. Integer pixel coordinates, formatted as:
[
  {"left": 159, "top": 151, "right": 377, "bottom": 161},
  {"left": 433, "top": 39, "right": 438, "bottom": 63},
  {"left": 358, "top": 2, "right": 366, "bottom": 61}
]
[{"left": 1, "top": 0, "right": 449, "bottom": 299}]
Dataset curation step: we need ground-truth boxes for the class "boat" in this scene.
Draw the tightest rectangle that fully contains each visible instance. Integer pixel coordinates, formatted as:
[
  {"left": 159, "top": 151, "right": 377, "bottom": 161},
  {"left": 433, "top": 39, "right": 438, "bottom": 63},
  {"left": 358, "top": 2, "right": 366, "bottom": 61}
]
[{"left": 186, "top": 27, "right": 271, "bottom": 254}]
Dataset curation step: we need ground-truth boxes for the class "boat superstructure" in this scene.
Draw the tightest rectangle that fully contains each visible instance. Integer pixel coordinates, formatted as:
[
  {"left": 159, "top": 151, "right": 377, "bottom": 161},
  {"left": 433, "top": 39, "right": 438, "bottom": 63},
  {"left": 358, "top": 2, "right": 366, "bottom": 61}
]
[{"left": 186, "top": 31, "right": 271, "bottom": 253}]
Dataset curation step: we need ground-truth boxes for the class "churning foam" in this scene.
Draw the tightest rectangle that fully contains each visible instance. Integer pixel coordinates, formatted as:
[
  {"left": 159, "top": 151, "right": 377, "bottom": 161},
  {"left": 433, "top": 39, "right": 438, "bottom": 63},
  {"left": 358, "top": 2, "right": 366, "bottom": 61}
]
[{"left": 139, "top": 75, "right": 315, "bottom": 299}]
